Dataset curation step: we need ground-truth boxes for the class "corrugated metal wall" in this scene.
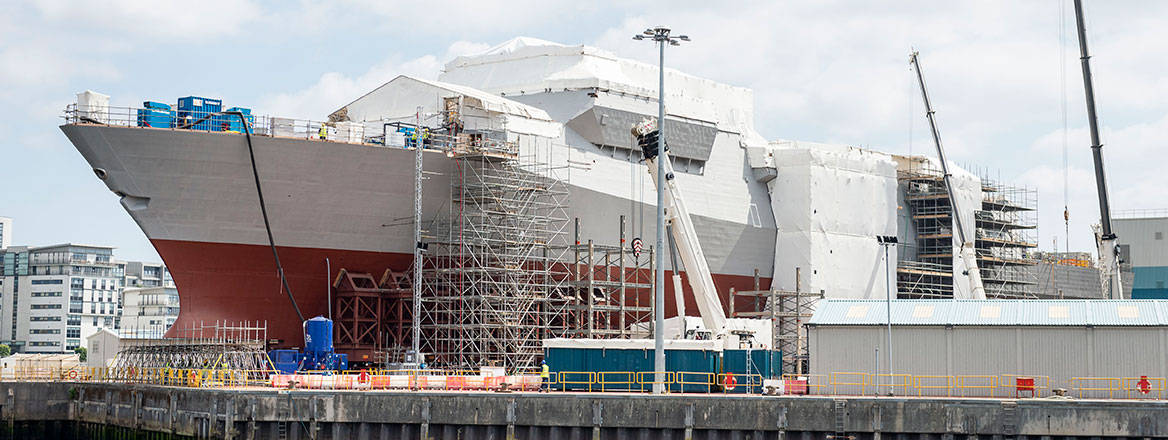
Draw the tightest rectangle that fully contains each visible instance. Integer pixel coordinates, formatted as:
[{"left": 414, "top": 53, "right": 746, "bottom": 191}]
[
  {"left": 1115, "top": 218, "right": 1168, "bottom": 298},
  {"left": 1114, "top": 218, "right": 1168, "bottom": 267},
  {"left": 810, "top": 324, "right": 1168, "bottom": 393}
]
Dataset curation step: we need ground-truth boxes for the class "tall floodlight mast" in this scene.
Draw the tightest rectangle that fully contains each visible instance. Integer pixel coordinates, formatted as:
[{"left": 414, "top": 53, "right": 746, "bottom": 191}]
[{"left": 633, "top": 26, "right": 688, "bottom": 394}]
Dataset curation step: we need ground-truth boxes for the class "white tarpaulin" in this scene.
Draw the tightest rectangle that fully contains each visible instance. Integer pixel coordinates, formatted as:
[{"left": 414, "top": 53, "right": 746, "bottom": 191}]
[
  {"left": 440, "top": 37, "right": 757, "bottom": 135},
  {"left": 943, "top": 161, "right": 983, "bottom": 299},
  {"left": 541, "top": 337, "right": 721, "bottom": 351},
  {"left": 765, "top": 141, "right": 899, "bottom": 298},
  {"left": 329, "top": 75, "right": 562, "bottom": 139}
]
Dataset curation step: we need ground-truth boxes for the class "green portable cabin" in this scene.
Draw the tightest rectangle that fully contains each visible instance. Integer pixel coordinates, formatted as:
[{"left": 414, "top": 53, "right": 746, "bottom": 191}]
[
  {"left": 543, "top": 338, "right": 721, "bottom": 392},
  {"left": 720, "top": 349, "right": 782, "bottom": 394}
]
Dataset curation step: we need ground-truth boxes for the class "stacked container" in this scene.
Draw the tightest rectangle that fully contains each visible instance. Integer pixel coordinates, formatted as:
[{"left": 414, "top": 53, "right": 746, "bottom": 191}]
[
  {"left": 136, "top": 101, "right": 175, "bottom": 129},
  {"left": 223, "top": 107, "right": 254, "bottom": 133},
  {"left": 176, "top": 96, "right": 223, "bottom": 131}
]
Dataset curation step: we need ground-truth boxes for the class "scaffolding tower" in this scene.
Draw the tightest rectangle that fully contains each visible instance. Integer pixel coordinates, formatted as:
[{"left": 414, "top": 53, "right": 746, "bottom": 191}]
[
  {"left": 898, "top": 164, "right": 960, "bottom": 298},
  {"left": 897, "top": 163, "right": 1040, "bottom": 299},
  {"left": 976, "top": 172, "right": 1039, "bottom": 298},
  {"left": 731, "top": 268, "right": 822, "bottom": 374},
  {"left": 568, "top": 217, "right": 654, "bottom": 339},
  {"left": 418, "top": 117, "right": 573, "bottom": 370}
]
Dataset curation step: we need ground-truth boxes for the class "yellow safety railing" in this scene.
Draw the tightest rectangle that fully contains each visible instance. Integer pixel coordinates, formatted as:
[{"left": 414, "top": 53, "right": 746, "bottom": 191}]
[
  {"left": 871, "top": 374, "right": 912, "bottom": 396},
  {"left": 955, "top": 375, "right": 997, "bottom": 397},
  {"left": 1121, "top": 377, "right": 1165, "bottom": 399},
  {"left": 1069, "top": 377, "right": 1122, "bottom": 399},
  {"left": 676, "top": 371, "right": 715, "bottom": 393},
  {"left": 558, "top": 371, "right": 596, "bottom": 392},
  {"left": 9, "top": 366, "right": 1168, "bottom": 401},
  {"left": 829, "top": 372, "right": 869, "bottom": 395},
  {"left": 913, "top": 375, "right": 956, "bottom": 397},
  {"left": 717, "top": 373, "right": 763, "bottom": 394},
  {"left": 635, "top": 371, "right": 675, "bottom": 392},
  {"left": 597, "top": 371, "right": 637, "bottom": 392}
]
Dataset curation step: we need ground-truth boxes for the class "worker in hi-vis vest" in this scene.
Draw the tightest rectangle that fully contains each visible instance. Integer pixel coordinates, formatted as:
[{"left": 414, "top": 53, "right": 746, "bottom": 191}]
[
  {"left": 318, "top": 123, "right": 327, "bottom": 140},
  {"left": 540, "top": 360, "right": 550, "bottom": 392}
]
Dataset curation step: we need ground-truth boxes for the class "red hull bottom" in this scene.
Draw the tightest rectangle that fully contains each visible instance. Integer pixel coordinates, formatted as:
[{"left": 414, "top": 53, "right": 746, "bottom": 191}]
[{"left": 153, "top": 239, "right": 772, "bottom": 349}]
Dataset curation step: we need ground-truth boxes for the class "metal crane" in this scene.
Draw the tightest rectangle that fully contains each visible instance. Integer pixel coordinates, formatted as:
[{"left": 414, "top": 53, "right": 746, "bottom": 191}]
[
  {"left": 909, "top": 50, "right": 988, "bottom": 300},
  {"left": 1073, "top": 0, "right": 1124, "bottom": 298},
  {"left": 632, "top": 119, "right": 770, "bottom": 347}
]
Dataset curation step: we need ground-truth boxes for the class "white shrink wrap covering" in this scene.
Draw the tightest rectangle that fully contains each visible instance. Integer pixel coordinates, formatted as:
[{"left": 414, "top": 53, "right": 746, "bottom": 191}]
[
  {"left": 943, "top": 162, "right": 983, "bottom": 299},
  {"left": 766, "top": 141, "right": 899, "bottom": 299},
  {"left": 76, "top": 90, "right": 110, "bottom": 123}
]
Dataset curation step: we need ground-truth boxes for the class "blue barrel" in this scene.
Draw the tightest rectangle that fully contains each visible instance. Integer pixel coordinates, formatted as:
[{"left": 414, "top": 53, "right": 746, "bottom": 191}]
[{"left": 303, "top": 316, "right": 333, "bottom": 355}]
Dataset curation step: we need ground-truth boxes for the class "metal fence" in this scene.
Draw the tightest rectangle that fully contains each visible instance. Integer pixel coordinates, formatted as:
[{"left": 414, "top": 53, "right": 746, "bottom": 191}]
[
  {"left": 4, "top": 366, "right": 1165, "bottom": 399},
  {"left": 62, "top": 104, "right": 427, "bottom": 147}
]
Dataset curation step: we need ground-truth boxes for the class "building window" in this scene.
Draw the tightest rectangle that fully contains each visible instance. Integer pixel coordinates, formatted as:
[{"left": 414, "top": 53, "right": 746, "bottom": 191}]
[
  {"left": 29, "top": 316, "right": 61, "bottom": 322},
  {"left": 66, "top": 328, "right": 80, "bottom": 338},
  {"left": 1156, "top": 232, "right": 1164, "bottom": 240},
  {"left": 30, "top": 304, "right": 62, "bottom": 310},
  {"left": 30, "top": 279, "right": 63, "bottom": 285}
]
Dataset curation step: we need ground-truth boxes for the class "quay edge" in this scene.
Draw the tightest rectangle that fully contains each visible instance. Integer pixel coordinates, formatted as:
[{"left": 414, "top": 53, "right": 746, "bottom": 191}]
[{"left": 1, "top": 382, "right": 1166, "bottom": 439}]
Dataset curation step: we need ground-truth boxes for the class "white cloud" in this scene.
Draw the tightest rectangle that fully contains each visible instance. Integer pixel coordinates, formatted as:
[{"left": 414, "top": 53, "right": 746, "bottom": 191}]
[
  {"left": 1019, "top": 111, "right": 1168, "bottom": 252},
  {"left": 0, "top": 44, "right": 120, "bottom": 90},
  {"left": 257, "top": 40, "right": 490, "bottom": 119},
  {"left": 34, "top": 0, "right": 261, "bottom": 39},
  {"left": 339, "top": 0, "right": 594, "bottom": 35}
]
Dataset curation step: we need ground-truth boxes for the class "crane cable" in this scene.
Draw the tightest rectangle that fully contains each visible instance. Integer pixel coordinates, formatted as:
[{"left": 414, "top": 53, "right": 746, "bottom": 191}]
[
  {"left": 1061, "top": 0, "right": 1071, "bottom": 254},
  {"left": 230, "top": 111, "right": 305, "bottom": 323}
]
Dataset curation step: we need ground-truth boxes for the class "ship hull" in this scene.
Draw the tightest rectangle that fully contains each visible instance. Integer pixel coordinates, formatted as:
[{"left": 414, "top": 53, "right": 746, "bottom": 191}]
[
  {"left": 62, "top": 124, "right": 776, "bottom": 347},
  {"left": 153, "top": 238, "right": 768, "bottom": 348}
]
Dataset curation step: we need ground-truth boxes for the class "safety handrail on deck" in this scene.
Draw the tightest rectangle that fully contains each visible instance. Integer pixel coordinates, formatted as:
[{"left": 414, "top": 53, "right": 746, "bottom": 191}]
[{"left": 60, "top": 103, "right": 516, "bottom": 156}]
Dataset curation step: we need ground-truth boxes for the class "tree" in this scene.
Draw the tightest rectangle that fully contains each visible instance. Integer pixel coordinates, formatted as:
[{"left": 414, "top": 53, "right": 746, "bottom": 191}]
[
  {"left": 74, "top": 346, "right": 87, "bottom": 362},
  {"left": 0, "top": 344, "right": 9, "bottom": 358}
]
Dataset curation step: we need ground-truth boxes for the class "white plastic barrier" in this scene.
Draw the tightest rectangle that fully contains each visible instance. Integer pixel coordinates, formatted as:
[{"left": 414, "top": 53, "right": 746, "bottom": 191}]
[{"left": 268, "top": 373, "right": 545, "bottom": 391}]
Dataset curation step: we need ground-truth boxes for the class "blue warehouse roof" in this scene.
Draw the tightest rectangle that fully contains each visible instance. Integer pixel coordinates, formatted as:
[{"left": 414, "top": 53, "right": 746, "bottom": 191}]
[{"left": 807, "top": 299, "right": 1168, "bottom": 327}]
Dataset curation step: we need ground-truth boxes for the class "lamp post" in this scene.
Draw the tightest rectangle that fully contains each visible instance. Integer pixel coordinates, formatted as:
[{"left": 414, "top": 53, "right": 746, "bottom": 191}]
[
  {"left": 876, "top": 235, "right": 898, "bottom": 395},
  {"left": 634, "top": 27, "right": 688, "bottom": 395}
]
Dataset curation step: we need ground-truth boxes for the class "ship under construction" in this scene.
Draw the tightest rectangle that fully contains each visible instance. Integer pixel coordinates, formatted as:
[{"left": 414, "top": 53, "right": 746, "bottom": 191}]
[{"left": 61, "top": 37, "right": 1114, "bottom": 371}]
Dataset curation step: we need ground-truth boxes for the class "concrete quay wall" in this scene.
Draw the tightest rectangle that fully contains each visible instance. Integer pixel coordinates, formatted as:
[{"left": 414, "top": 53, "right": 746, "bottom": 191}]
[{"left": 0, "top": 382, "right": 1164, "bottom": 439}]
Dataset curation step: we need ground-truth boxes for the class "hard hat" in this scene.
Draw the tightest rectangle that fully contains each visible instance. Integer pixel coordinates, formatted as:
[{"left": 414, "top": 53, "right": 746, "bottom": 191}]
[{"left": 541, "top": 360, "right": 546, "bottom": 365}]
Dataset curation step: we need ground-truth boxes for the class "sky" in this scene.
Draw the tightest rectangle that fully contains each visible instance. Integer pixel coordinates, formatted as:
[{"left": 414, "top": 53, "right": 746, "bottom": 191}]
[{"left": 1, "top": 0, "right": 1166, "bottom": 263}]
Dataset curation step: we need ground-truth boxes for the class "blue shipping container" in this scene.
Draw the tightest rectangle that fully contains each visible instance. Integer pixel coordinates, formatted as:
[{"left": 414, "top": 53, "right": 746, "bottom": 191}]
[
  {"left": 176, "top": 96, "right": 223, "bottom": 131},
  {"left": 136, "top": 107, "right": 174, "bottom": 129},
  {"left": 223, "top": 107, "right": 255, "bottom": 133}
]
